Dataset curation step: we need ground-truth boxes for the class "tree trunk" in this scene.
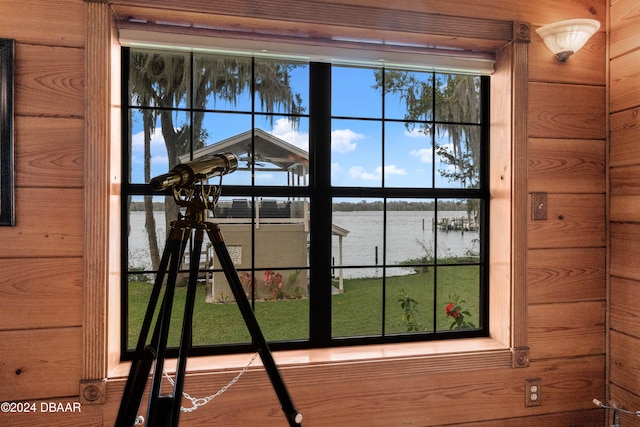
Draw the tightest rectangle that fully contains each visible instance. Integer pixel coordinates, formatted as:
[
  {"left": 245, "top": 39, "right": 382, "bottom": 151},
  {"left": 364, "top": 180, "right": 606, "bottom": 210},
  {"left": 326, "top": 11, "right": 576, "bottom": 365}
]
[
  {"left": 160, "top": 109, "right": 187, "bottom": 285},
  {"left": 143, "top": 110, "right": 161, "bottom": 270}
]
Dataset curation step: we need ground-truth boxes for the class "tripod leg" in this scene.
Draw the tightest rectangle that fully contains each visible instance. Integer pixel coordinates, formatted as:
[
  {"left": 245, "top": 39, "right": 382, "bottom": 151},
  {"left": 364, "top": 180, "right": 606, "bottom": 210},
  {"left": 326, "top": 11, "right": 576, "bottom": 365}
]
[
  {"left": 206, "top": 223, "right": 303, "bottom": 427},
  {"left": 169, "top": 228, "right": 205, "bottom": 425},
  {"left": 146, "top": 227, "right": 190, "bottom": 427},
  {"left": 116, "top": 225, "right": 187, "bottom": 427}
]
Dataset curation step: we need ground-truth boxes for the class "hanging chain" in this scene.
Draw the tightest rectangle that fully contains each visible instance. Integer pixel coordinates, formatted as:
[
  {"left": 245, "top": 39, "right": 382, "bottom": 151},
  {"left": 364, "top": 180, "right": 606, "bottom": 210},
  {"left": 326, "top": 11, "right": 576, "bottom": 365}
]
[
  {"left": 162, "top": 352, "right": 259, "bottom": 413},
  {"left": 161, "top": 173, "right": 246, "bottom": 414}
]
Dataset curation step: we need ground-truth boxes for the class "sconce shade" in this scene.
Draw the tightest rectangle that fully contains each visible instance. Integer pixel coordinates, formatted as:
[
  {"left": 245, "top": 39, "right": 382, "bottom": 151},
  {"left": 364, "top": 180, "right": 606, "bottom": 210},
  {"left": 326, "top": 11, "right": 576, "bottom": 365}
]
[{"left": 536, "top": 19, "right": 600, "bottom": 62}]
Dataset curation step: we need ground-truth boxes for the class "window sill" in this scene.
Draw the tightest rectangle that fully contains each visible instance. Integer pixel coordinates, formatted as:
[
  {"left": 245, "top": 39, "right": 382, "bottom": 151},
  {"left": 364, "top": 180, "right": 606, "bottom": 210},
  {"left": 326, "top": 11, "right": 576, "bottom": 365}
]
[{"left": 108, "top": 338, "right": 512, "bottom": 379}]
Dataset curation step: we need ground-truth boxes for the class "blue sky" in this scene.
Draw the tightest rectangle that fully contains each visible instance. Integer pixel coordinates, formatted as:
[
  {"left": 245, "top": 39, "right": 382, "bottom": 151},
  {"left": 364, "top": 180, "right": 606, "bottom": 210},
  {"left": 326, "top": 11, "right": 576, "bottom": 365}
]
[{"left": 129, "top": 64, "right": 466, "bottom": 189}]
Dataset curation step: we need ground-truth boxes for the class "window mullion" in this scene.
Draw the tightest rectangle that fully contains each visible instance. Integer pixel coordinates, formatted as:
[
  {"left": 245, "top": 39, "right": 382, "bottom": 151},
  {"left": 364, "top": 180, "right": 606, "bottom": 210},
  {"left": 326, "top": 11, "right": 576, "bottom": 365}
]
[{"left": 308, "top": 62, "right": 332, "bottom": 345}]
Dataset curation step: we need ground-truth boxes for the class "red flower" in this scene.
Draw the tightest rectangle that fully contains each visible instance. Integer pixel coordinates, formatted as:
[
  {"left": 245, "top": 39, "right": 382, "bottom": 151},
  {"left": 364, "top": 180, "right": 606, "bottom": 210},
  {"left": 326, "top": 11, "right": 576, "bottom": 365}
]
[
  {"left": 446, "top": 302, "right": 455, "bottom": 316},
  {"left": 446, "top": 302, "right": 461, "bottom": 318},
  {"left": 445, "top": 295, "right": 475, "bottom": 330}
]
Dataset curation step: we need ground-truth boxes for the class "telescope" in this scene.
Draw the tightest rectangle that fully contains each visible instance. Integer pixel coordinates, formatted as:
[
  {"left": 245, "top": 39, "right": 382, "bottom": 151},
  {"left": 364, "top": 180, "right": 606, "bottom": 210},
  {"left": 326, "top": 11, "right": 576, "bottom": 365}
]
[
  {"left": 118, "top": 151, "right": 303, "bottom": 427},
  {"left": 150, "top": 152, "right": 238, "bottom": 191}
]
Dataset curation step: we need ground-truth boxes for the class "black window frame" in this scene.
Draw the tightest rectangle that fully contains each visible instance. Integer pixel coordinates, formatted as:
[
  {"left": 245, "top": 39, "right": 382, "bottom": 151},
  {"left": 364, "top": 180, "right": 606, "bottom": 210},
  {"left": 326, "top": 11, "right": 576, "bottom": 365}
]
[
  {"left": 120, "top": 47, "right": 490, "bottom": 359},
  {"left": 0, "top": 38, "right": 15, "bottom": 227}
]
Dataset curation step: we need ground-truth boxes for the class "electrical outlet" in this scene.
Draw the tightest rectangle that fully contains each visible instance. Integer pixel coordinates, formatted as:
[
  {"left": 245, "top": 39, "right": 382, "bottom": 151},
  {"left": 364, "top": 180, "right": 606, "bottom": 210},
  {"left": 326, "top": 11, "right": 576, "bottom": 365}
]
[{"left": 525, "top": 378, "right": 541, "bottom": 407}]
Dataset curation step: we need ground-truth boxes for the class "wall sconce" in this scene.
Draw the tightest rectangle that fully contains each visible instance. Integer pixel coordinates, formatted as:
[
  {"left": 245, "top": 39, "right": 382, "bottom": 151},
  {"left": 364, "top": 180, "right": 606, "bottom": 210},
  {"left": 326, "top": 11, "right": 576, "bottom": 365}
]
[{"left": 536, "top": 19, "right": 600, "bottom": 62}]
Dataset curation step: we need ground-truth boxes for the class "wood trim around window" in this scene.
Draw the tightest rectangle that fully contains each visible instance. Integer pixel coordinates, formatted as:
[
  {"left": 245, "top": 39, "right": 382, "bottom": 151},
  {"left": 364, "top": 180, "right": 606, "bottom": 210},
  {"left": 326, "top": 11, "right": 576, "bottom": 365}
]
[
  {"left": 82, "top": 1, "right": 530, "bottom": 403},
  {"left": 109, "top": 0, "right": 513, "bottom": 53},
  {"left": 489, "top": 23, "right": 530, "bottom": 366},
  {"left": 81, "top": 0, "right": 120, "bottom": 405}
]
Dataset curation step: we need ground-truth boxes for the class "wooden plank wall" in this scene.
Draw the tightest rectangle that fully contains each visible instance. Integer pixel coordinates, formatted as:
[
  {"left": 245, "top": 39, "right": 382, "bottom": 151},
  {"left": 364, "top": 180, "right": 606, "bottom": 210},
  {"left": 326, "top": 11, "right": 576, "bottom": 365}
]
[
  {"left": 0, "top": 0, "right": 83, "bottom": 410},
  {"left": 0, "top": 0, "right": 102, "bottom": 425},
  {"left": 609, "top": 0, "right": 640, "bottom": 426},
  {"left": 0, "top": 0, "right": 610, "bottom": 425}
]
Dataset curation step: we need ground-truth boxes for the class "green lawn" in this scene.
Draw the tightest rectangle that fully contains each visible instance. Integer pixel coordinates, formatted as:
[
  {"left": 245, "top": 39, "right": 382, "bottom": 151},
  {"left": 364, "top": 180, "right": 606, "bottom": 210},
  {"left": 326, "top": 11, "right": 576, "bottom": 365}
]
[{"left": 127, "top": 267, "right": 480, "bottom": 349}]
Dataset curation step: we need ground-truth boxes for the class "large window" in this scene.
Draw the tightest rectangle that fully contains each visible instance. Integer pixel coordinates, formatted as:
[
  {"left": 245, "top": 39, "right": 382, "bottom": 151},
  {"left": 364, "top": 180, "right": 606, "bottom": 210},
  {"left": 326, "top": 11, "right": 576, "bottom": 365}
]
[{"left": 121, "top": 47, "right": 489, "bottom": 357}]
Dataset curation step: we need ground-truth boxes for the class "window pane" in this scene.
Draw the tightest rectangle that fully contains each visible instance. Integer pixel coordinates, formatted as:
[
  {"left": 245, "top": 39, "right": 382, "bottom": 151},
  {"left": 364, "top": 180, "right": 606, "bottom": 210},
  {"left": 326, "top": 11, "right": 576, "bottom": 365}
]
[
  {"left": 385, "top": 199, "right": 435, "bottom": 270},
  {"left": 209, "top": 268, "right": 310, "bottom": 343},
  {"left": 127, "top": 195, "right": 170, "bottom": 271},
  {"left": 186, "top": 112, "right": 254, "bottom": 186},
  {"left": 211, "top": 195, "right": 254, "bottom": 274},
  {"left": 331, "top": 119, "right": 382, "bottom": 187},
  {"left": 254, "top": 197, "right": 310, "bottom": 270},
  {"left": 384, "top": 69, "right": 433, "bottom": 121},
  {"left": 197, "top": 54, "right": 253, "bottom": 112},
  {"left": 434, "top": 74, "right": 481, "bottom": 124},
  {"left": 129, "top": 50, "right": 191, "bottom": 109},
  {"left": 436, "top": 198, "right": 481, "bottom": 260},
  {"left": 435, "top": 124, "right": 481, "bottom": 189},
  {"left": 252, "top": 117, "right": 310, "bottom": 187},
  {"left": 200, "top": 112, "right": 253, "bottom": 149},
  {"left": 332, "top": 65, "right": 381, "bottom": 118},
  {"left": 254, "top": 60, "right": 309, "bottom": 115},
  {"left": 254, "top": 270, "right": 310, "bottom": 341},
  {"left": 332, "top": 271, "right": 383, "bottom": 338},
  {"left": 126, "top": 279, "right": 153, "bottom": 349},
  {"left": 195, "top": 265, "right": 254, "bottom": 346},
  {"left": 385, "top": 267, "right": 435, "bottom": 335},
  {"left": 332, "top": 198, "right": 384, "bottom": 275},
  {"left": 331, "top": 200, "right": 384, "bottom": 338},
  {"left": 436, "top": 265, "right": 480, "bottom": 332},
  {"left": 129, "top": 109, "right": 190, "bottom": 184},
  {"left": 192, "top": 297, "right": 252, "bottom": 346},
  {"left": 384, "top": 121, "right": 433, "bottom": 188}
]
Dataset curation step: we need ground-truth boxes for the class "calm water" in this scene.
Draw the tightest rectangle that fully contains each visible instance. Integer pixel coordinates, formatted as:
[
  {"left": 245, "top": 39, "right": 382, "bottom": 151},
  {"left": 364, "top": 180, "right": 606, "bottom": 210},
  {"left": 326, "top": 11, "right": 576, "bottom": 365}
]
[
  {"left": 128, "top": 210, "right": 479, "bottom": 278},
  {"left": 331, "top": 211, "right": 479, "bottom": 278}
]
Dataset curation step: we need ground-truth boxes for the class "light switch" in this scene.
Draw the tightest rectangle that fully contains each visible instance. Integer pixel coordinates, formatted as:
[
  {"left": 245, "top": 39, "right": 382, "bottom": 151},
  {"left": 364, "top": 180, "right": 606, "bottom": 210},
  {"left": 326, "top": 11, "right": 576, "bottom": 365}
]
[{"left": 531, "top": 192, "right": 547, "bottom": 221}]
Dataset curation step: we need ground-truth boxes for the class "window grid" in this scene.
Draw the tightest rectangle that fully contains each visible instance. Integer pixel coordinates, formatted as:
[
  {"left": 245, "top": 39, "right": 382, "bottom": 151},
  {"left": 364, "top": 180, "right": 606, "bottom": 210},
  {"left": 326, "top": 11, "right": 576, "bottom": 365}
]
[{"left": 121, "top": 48, "right": 489, "bottom": 358}]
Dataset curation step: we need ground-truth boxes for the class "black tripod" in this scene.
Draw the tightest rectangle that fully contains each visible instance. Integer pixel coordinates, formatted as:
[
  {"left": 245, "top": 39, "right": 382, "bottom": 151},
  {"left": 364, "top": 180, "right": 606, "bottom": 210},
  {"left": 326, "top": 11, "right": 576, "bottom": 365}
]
[{"left": 116, "top": 177, "right": 303, "bottom": 426}]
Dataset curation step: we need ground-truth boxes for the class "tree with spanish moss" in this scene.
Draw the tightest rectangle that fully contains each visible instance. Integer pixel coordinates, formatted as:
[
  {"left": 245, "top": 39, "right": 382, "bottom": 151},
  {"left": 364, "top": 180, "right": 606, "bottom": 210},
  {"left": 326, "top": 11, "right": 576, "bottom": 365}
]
[
  {"left": 128, "top": 52, "right": 303, "bottom": 270},
  {"left": 374, "top": 71, "right": 482, "bottom": 224}
]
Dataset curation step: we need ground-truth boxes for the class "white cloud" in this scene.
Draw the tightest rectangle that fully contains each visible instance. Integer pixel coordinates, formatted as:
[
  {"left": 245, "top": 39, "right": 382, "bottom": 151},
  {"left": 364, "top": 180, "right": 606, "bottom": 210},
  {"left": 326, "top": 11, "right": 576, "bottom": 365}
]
[
  {"left": 331, "top": 162, "right": 343, "bottom": 173},
  {"left": 379, "top": 165, "right": 407, "bottom": 176},
  {"left": 410, "top": 148, "right": 433, "bottom": 163},
  {"left": 349, "top": 166, "right": 377, "bottom": 180},
  {"left": 259, "top": 119, "right": 366, "bottom": 155},
  {"left": 131, "top": 127, "right": 166, "bottom": 151},
  {"left": 131, "top": 128, "right": 169, "bottom": 169},
  {"left": 331, "top": 129, "right": 363, "bottom": 153},
  {"left": 269, "top": 118, "right": 309, "bottom": 151},
  {"left": 347, "top": 164, "right": 405, "bottom": 181}
]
